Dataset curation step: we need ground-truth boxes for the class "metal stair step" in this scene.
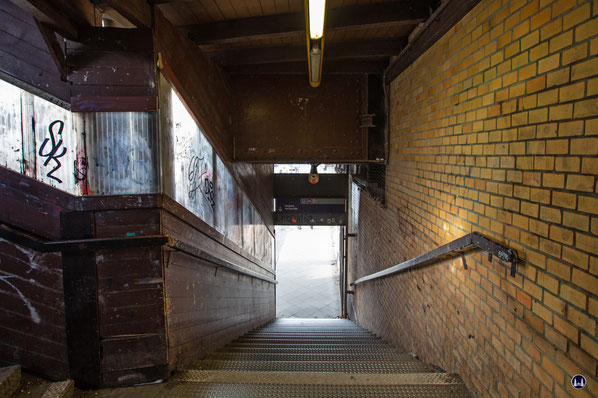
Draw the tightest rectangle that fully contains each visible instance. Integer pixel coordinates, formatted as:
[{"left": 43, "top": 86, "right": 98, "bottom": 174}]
[
  {"left": 192, "top": 359, "right": 433, "bottom": 373},
  {"left": 170, "top": 370, "right": 469, "bottom": 397},
  {"left": 246, "top": 331, "right": 375, "bottom": 336},
  {"left": 167, "top": 382, "right": 471, "bottom": 397},
  {"left": 232, "top": 338, "right": 388, "bottom": 345},
  {"left": 206, "top": 352, "right": 415, "bottom": 362},
  {"left": 180, "top": 318, "right": 470, "bottom": 397},
  {"left": 217, "top": 346, "right": 399, "bottom": 354},
  {"left": 224, "top": 343, "right": 393, "bottom": 350},
  {"left": 238, "top": 335, "right": 380, "bottom": 341},
  {"left": 0, "top": 365, "right": 20, "bottom": 398}
]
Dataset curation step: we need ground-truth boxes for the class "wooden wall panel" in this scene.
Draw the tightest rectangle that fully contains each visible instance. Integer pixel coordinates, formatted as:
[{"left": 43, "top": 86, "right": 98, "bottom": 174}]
[
  {"left": 66, "top": 27, "right": 157, "bottom": 109},
  {"left": 232, "top": 74, "right": 366, "bottom": 162},
  {"left": 0, "top": 167, "right": 69, "bottom": 380},
  {"left": 162, "top": 196, "right": 274, "bottom": 275},
  {"left": 0, "top": 1, "right": 69, "bottom": 103},
  {"left": 153, "top": 9, "right": 233, "bottom": 161},
  {"left": 231, "top": 163, "right": 274, "bottom": 232},
  {"left": 165, "top": 250, "right": 275, "bottom": 369},
  {"left": 0, "top": 166, "right": 72, "bottom": 240},
  {"left": 0, "top": 166, "right": 276, "bottom": 386},
  {"left": 91, "top": 208, "right": 167, "bottom": 386}
]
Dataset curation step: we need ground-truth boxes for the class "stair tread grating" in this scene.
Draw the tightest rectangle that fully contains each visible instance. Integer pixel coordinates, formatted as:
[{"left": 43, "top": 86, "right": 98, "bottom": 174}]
[
  {"left": 206, "top": 353, "right": 416, "bottom": 362},
  {"left": 218, "top": 347, "right": 400, "bottom": 354},
  {"left": 167, "top": 382, "right": 471, "bottom": 397},
  {"left": 181, "top": 318, "right": 470, "bottom": 397},
  {"left": 193, "top": 360, "right": 433, "bottom": 373}
]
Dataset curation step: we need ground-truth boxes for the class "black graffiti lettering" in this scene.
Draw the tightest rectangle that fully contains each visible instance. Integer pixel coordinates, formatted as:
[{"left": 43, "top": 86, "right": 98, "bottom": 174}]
[
  {"left": 188, "top": 154, "right": 215, "bottom": 210},
  {"left": 74, "top": 156, "right": 88, "bottom": 182},
  {"left": 38, "top": 120, "right": 67, "bottom": 183}
]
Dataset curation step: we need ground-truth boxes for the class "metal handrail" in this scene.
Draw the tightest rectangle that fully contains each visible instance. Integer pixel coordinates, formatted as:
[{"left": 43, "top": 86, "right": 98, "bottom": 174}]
[
  {"left": 0, "top": 224, "right": 277, "bottom": 285},
  {"left": 351, "top": 232, "right": 519, "bottom": 286}
]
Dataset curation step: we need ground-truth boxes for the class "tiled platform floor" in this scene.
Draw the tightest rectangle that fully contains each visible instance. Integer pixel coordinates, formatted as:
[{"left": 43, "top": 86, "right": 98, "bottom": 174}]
[{"left": 275, "top": 226, "right": 341, "bottom": 318}]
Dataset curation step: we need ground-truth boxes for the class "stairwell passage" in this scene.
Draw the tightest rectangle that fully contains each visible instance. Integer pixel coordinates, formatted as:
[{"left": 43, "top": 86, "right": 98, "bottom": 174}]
[{"left": 168, "top": 318, "right": 470, "bottom": 397}]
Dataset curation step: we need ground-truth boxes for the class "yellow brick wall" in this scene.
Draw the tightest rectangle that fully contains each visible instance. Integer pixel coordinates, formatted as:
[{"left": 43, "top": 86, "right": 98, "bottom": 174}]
[{"left": 351, "top": 0, "right": 598, "bottom": 396}]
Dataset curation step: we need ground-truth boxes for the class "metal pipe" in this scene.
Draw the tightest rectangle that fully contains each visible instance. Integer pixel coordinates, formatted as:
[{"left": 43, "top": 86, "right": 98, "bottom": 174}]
[{"left": 351, "top": 232, "right": 519, "bottom": 286}]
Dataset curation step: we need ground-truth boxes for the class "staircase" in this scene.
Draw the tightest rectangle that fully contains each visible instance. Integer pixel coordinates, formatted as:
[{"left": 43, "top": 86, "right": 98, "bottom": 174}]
[{"left": 170, "top": 318, "right": 470, "bottom": 397}]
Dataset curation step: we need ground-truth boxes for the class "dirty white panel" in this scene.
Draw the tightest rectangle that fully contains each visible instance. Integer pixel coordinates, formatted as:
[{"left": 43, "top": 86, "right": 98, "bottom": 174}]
[
  {"left": 171, "top": 89, "right": 215, "bottom": 227},
  {"left": 242, "top": 193, "right": 255, "bottom": 256},
  {"left": 83, "top": 112, "right": 158, "bottom": 195},
  {"left": 216, "top": 156, "right": 242, "bottom": 245},
  {"left": 215, "top": 155, "right": 226, "bottom": 235},
  {"left": 0, "top": 80, "right": 23, "bottom": 173},
  {"left": 254, "top": 215, "right": 267, "bottom": 264},
  {"left": 32, "top": 94, "right": 78, "bottom": 194}
]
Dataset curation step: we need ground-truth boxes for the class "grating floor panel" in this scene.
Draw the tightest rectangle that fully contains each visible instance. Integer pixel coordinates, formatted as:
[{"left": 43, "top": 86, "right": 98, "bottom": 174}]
[
  {"left": 206, "top": 352, "right": 415, "bottom": 362},
  {"left": 178, "top": 318, "right": 470, "bottom": 397},
  {"left": 194, "top": 360, "right": 432, "bottom": 373},
  {"left": 167, "top": 382, "right": 471, "bottom": 397},
  {"left": 218, "top": 346, "right": 398, "bottom": 354}
]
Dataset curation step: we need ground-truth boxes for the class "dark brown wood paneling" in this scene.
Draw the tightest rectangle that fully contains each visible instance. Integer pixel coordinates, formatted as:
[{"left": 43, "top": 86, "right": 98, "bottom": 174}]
[
  {"left": 66, "top": 27, "right": 156, "bottom": 103},
  {"left": 71, "top": 96, "right": 157, "bottom": 112},
  {"left": 0, "top": 167, "right": 70, "bottom": 380},
  {"left": 153, "top": 8, "right": 233, "bottom": 161},
  {"left": 232, "top": 74, "right": 366, "bottom": 162},
  {"left": 0, "top": 1, "right": 69, "bottom": 102},
  {"left": 161, "top": 196, "right": 273, "bottom": 274},
  {"left": 164, "top": 248, "right": 274, "bottom": 369},
  {"left": 0, "top": 165, "right": 275, "bottom": 386},
  {"left": 231, "top": 163, "right": 274, "bottom": 231},
  {"left": 0, "top": 166, "right": 71, "bottom": 240},
  {"left": 162, "top": 212, "right": 273, "bottom": 277},
  {"left": 91, "top": 208, "right": 167, "bottom": 386},
  {"left": 60, "top": 211, "right": 102, "bottom": 388},
  {"left": 94, "top": 208, "right": 161, "bottom": 238},
  {"left": 101, "top": 334, "right": 167, "bottom": 372}
]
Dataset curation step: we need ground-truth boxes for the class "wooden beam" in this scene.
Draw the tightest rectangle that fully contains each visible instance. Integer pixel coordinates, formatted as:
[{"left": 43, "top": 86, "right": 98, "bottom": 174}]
[
  {"left": 9, "top": 0, "right": 79, "bottom": 39},
  {"left": 34, "top": 19, "right": 67, "bottom": 79},
  {"left": 227, "top": 60, "right": 388, "bottom": 75},
  {"left": 385, "top": 0, "right": 483, "bottom": 84},
  {"left": 186, "top": 3, "right": 427, "bottom": 45},
  {"left": 103, "top": 0, "right": 152, "bottom": 28},
  {"left": 205, "top": 39, "right": 406, "bottom": 66}
]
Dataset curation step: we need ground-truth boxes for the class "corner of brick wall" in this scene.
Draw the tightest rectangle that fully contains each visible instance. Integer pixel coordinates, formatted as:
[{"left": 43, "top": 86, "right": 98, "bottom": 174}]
[{"left": 350, "top": 0, "right": 598, "bottom": 396}]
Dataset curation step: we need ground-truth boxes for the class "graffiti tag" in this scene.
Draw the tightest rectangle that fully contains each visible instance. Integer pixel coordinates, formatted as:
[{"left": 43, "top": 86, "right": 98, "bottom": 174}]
[
  {"left": 73, "top": 99, "right": 114, "bottom": 112},
  {"left": 74, "top": 156, "right": 88, "bottom": 182},
  {"left": 38, "top": 120, "right": 66, "bottom": 183},
  {"left": 188, "top": 154, "right": 215, "bottom": 209}
]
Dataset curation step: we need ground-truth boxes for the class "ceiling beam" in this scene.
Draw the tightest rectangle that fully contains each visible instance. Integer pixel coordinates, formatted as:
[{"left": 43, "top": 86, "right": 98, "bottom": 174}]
[
  {"left": 186, "top": 3, "right": 428, "bottom": 45},
  {"left": 9, "top": 0, "right": 79, "bottom": 39},
  {"left": 226, "top": 60, "right": 388, "bottom": 75},
  {"left": 103, "top": 0, "right": 152, "bottom": 28},
  {"left": 149, "top": 0, "right": 195, "bottom": 3},
  {"left": 385, "top": 0, "right": 482, "bottom": 83},
  {"left": 205, "top": 39, "right": 406, "bottom": 66}
]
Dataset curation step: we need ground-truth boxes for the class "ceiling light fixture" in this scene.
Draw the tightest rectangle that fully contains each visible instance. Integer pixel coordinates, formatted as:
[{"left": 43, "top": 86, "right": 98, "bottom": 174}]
[{"left": 304, "top": 0, "right": 326, "bottom": 87}]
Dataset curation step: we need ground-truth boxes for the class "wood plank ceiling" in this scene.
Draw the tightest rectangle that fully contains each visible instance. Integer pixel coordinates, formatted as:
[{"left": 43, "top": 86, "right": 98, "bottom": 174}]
[{"left": 151, "top": 0, "right": 441, "bottom": 76}]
